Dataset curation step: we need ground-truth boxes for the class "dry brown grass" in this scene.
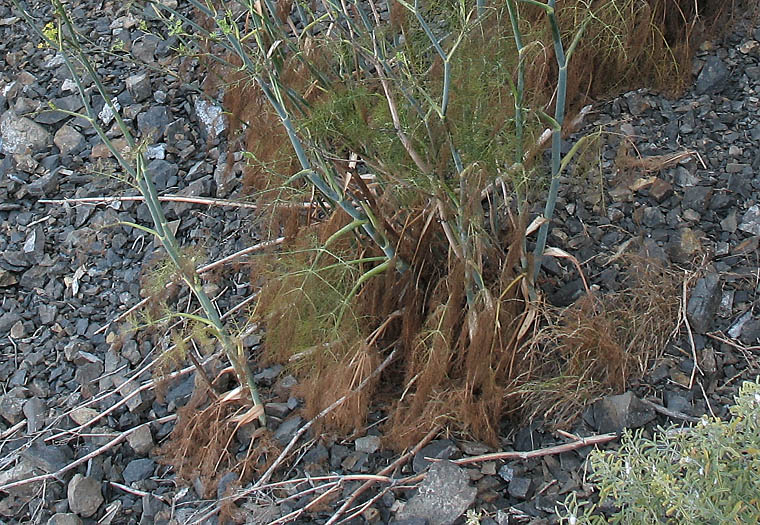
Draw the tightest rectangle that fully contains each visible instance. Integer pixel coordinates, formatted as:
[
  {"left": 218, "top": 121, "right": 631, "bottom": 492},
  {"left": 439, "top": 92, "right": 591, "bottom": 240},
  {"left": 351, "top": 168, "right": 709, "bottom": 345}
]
[
  {"left": 158, "top": 382, "right": 281, "bottom": 500},
  {"left": 154, "top": 0, "right": 731, "bottom": 469},
  {"left": 514, "top": 256, "right": 681, "bottom": 428}
]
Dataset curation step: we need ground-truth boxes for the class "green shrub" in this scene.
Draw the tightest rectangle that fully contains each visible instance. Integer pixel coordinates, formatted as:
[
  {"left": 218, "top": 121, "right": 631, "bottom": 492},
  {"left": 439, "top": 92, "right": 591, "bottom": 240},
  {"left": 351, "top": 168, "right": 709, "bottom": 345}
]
[{"left": 559, "top": 379, "right": 760, "bottom": 524}]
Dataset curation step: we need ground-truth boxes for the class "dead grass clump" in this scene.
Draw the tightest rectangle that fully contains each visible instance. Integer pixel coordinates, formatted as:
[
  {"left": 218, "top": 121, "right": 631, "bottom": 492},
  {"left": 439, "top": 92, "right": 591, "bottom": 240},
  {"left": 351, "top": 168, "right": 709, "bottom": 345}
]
[
  {"left": 385, "top": 238, "right": 530, "bottom": 449},
  {"left": 516, "top": 256, "right": 681, "bottom": 428},
  {"left": 158, "top": 383, "right": 281, "bottom": 501},
  {"left": 519, "top": 0, "right": 742, "bottom": 114}
]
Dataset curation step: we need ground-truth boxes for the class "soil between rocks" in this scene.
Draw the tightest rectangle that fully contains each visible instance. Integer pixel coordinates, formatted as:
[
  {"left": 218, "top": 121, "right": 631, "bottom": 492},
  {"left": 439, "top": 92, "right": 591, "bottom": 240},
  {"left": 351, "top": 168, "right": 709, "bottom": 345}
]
[{"left": 0, "top": 1, "right": 758, "bottom": 525}]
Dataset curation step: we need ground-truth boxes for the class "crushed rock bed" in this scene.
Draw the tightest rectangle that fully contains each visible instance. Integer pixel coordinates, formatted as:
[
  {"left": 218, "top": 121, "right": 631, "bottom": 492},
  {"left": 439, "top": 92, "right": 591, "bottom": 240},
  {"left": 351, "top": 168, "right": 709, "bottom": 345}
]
[{"left": 0, "top": 1, "right": 758, "bottom": 524}]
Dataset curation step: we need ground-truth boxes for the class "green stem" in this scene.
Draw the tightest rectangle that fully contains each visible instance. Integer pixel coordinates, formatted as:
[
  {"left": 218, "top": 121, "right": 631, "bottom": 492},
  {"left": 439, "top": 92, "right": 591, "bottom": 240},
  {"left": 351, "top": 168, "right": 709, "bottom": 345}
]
[{"left": 20, "top": 0, "right": 267, "bottom": 425}]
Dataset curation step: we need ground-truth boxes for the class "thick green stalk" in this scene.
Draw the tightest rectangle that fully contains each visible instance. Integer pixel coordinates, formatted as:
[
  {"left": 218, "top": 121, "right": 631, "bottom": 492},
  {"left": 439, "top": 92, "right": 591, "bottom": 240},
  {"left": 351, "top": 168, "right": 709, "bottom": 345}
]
[{"left": 531, "top": 0, "right": 568, "bottom": 282}]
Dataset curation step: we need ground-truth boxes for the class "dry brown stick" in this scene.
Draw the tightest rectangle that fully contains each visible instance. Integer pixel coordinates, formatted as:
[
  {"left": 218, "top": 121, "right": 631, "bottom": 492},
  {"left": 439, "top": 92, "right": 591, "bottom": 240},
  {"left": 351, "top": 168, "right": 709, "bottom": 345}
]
[
  {"left": 94, "top": 296, "right": 149, "bottom": 335},
  {"left": 196, "top": 237, "right": 284, "bottom": 275},
  {"left": 329, "top": 426, "right": 440, "bottom": 525},
  {"left": 39, "top": 195, "right": 261, "bottom": 209},
  {"left": 95, "top": 237, "right": 281, "bottom": 335},
  {"left": 51, "top": 292, "right": 259, "bottom": 442},
  {"left": 191, "top": 348, "right": 399, "bottom": 525},
  {"left": 237, "top": 474, "right": 393, "bottom": 495},
  {"left": 271, "top": 482, "right": 343, "bottom": 525},
  {"left": 0, "top": 420, "right": 26, "bottom": 440},
  {"left": 641, "top": 398, "right": 699, "bottom": 423},
  {"left": 681, "top": 276, "right": 703, "bottom": 388},
  {"left": 448, "top": 432, "right": 618, "bottom": 465},
  {"left": 0, "top": 415, "right": 176, "bottom": 493}
]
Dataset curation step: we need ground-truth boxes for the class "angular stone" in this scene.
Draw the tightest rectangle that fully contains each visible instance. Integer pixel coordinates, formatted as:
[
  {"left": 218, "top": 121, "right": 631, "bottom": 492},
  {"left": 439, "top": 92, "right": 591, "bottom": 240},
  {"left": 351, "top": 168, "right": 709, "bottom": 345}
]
[
  {"left": 35, "top": 94, "right": 84, "bottom": 125},
  {"left": 1, "top": 110, "right": 51, "bottom": 154},
  {"left": 264, "top": 402, "right": 290, "bottom": 418},
  {"left": 0, "top": 311, "right": 22, "bottom": 334},
  {"left": 21, "top": 443, "right": 72, "bottom": 473},
  {"left": 137, "top": 105, "right": 169, "bottom": 140},
  {"left": 738, "top": 205, "right": 760, "bottom": 235},
  {"left": 695, "top": 56, "right": 729, "bottom": 94},
  {"left": 396, "top": 460, "right": 476, "bottom": 525},
  {"left": 273, "top": 415, "right": 303, "bottom": 445},
  {"left": 67, "top": 474, "right": 103, "bottom": 518},
  {"left": 193, "top": 97, "right": 226, "bottom": 140},
  {"left": 587, "top": 391, "right": 655, "bottom": 433},
  {"left": 53, "top": 124, "right": 85, "bottom": 155},
  {"left": 47, "top": 513, "right": 83, "bottom": 525},
  {"left": 507, "top": 477, "right": 532, "bottom": 500},
  {"left": 122, "top": 458, "right": 154, "bottom": 484},
  {"left": 355, "top": 435, "right": 382, "bottom": 454},
  {"left": 126, "top": 424, "right": 154, "bottom": 456},
  {"left": 0, "top": 459, "right": 41, "bottom": 497},
  {"left": 0, "top": 391, "right": 25, "bottom": 424},
  {"left": 27, "top": 171, "right": 60, "bottom": 196},
  {"left": 146, "top": 158, "right": 178, "bottom": 191},
  {"left": 648, "top": 178, "right": 673, "bottom": 202},
  {"left": 126, "top": 73, "right": 152, "bottom": 102},
  {"left": 23, "top": 397, "right": 46, "bottom": 433},
  {"left": 0, "top": 268, "right": 18, "bottom": 287},
  {"left": 687, "top": 273, "right": 721, "bottom": 334},
  {"left": 413, "top": 440, "right": 458, "bottom": 473}
]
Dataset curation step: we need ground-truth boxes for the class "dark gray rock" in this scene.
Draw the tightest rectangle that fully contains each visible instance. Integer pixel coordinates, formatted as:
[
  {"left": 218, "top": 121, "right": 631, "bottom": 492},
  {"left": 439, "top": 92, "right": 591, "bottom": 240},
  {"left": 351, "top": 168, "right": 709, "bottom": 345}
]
[
  {"left": 396, "top": 460, "right": 476, "bottom": 525},
  {"left": 0, "top": 311, "right": 22, "bottom": 334},
  {"left": 22, "top": 443, "right": 72, "bottom": 473},
  {"left": 739, "top": 318, "right": 760, "bottom": 345},
  {"left": 687, "top": 273, "right": 722, "bottom": 334},
  {"left": 122, "top": 458, "right": 155, "bottom": 484},
  {"left": 146, "top": 159, "right": 178, "bottom": 191},
  {"left": 641, "top": 206, "right": 665, "bottom": 227},
  {"left": 587, "top": 391, "right": 655, "bottom": 433},
  {"left": 126, "top": 424, "right": 154, "bottom": 456},
  {"left": 22, "top": 397, "right": 46, "bottom": 433},
  {"left": 27, "top": 170, "right": 60, "bottom": 196},
  {"left": 47, "top": 513, "right": 83, "bottom": 525},
  {"left": 696, "top": 56, "right": 730, "bottom": 94},
  {"left": 413, "top": 440, "right": 458, "bottom": 473},
  {"left": 0, "top": 390, "right": 25, "bottom": 423},
  {"left": 498, "top": 465, "right": 515, "bottom": 483},
  {"left": 507, "top": 477, "right": 532, "bottom": 500},
  {"left": 264, "top": 402, "right": 291, "bottom": 418},
  {"left": 35, "top": 95, "right": 84, "bottom": 125},
  {"left": 126, "top": 73, "right": 152, "bottom": 103},
  {"left": 137, "top": 105, "right": 169, "bottom": 140},
  {"left": 67, "top": 474, "right": 103, "bottom": 518},
  {"left": 273, "top": 415, "right": 303, "bottom": 445},
  {"left": 132, "top": 34, "right": 160, "bottom": 63},
  {"left": 302, "top": 442, "right": 329, "bottom": 465},
  {"left": 53, "top": 125, "right": 85, "bottom": 155},
  {"left": 683, "top": 186, "right": 712, "bottom": 210},
  {"left": 20, "top": 264, "right": 50, "bottom": 289}
]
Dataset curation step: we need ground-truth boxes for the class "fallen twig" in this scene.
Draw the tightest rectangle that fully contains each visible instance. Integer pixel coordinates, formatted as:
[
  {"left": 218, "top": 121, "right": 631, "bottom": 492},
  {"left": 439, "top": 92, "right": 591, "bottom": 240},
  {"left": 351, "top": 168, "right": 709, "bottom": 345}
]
[
  {"left": 641, "top": 398, "right": 699, "bottom": 423},
  {"left": 39, "top": 195, "right": 261, "bottom": 209},
  {"left": 681, "top": 275, "right": 703, "bottom": 388},
  {"left": 48, "top": 291, "right": 260, "bottom": 443},
  {"left": 190, "top": 348, "right": 399, "bottom": 524},
  {"left": 329, "top": 426, "right": 440, "bottom": 525},
  {"left": 0, "top": 415, "right": 176, "bottom": 493},
  {"left": 448, "top": 432, "right": 619, "bottom": 465}
]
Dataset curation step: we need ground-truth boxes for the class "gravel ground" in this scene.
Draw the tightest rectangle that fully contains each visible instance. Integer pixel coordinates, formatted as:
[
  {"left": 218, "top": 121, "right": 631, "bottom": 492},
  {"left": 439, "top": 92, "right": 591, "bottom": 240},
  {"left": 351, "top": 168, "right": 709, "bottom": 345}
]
[{"left": 0, "top": 1, "right": 758, "bottom": 524}]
